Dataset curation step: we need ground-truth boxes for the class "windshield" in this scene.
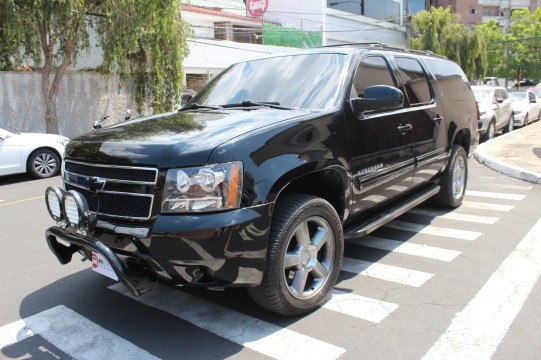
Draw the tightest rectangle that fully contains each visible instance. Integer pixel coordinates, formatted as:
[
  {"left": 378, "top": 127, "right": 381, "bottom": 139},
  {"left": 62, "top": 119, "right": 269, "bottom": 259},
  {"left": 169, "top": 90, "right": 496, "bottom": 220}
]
[
  {"left": 472, "top": 88, "right": 494, "bottom": 103},
  {"left": 529, "top": 89, "right": 541, "bottom": 97},
  {"left": 188, "top": 53, "right": 347, "bottom": 110}
]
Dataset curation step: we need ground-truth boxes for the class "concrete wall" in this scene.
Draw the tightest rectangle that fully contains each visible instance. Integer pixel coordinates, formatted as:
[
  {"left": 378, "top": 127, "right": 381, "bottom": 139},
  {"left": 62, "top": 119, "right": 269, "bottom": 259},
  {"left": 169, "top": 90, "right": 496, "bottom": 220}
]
[{"left": 0, "top": 71, "right": 146, "bottom": 139}]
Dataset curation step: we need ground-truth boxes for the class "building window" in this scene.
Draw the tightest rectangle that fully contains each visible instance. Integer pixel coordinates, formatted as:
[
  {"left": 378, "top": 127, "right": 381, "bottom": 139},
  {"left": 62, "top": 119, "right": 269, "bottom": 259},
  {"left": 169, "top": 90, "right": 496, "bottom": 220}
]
[
  {"left": 233, "top": 26, "right": 263, "bottom": 44},
  {"left": 327, "top": 0, "right": 400, "bottom": 23},
  {"left": 469, "top": 8, "right": 476, "bottom": 14},
  {"left": 214, "top": 22, "right": 231, "bottom": 40}
]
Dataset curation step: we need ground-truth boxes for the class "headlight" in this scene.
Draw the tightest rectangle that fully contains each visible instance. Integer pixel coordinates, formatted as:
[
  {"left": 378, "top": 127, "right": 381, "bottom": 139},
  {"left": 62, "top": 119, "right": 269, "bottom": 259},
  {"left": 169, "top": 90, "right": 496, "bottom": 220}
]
[
  {"left": 62, "top": 190, "right": 90, "bottom": 227},
  {"left": 57, "top": 137, "right": 70, "bottom": 146},
  {"left": 45, "top": 186, "right": 65, "bottom": 221},
  {"left": 162, "top": 161, "right": 243, "bottom": 213}
]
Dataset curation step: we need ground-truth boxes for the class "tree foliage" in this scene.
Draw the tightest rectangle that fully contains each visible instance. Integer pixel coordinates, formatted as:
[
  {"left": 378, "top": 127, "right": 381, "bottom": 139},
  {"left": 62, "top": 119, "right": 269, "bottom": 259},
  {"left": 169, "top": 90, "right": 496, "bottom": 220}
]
[
  {"left": 477, "top": 8, "right": 541, "bottom": 82},
  {"left": 2, "top": 0, "right": 190, "bottom": 134},
  {"left": 410, "top": 6, "right": 487, "bottom": 80},
  {"left": 476, "top": 19, "right": 506, "bottom": 78}
]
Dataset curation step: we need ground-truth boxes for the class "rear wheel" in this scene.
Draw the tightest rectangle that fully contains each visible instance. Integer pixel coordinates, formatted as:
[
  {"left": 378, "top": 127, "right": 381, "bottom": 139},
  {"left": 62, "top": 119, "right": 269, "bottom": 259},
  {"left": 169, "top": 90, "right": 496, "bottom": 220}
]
[
  {"left": 248, "top": 194, "right": 343, "bottom": 316},
  {"left": 433, "top": 145, "right": 467, "bottom": 208}
]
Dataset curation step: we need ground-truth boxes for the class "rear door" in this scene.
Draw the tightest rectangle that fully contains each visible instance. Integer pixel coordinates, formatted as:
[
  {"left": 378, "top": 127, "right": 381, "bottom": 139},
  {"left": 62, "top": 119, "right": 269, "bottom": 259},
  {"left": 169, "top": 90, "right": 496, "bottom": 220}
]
[
  {"left": 392, "top": 56, "right": 447, "bottom": 188},
  {"left": 345, "top": 55, "right": 415, "bottom": 216}
]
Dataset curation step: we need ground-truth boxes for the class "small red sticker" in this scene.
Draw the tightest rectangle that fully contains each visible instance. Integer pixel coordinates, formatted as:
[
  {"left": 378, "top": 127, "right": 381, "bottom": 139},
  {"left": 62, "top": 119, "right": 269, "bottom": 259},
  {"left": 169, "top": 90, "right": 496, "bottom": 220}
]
[
  {"left": 247, "top": 0, "right": 268, "bottom": 17},
  {"left": 92, "top": 253, "right": 98, "bottom": 268}
]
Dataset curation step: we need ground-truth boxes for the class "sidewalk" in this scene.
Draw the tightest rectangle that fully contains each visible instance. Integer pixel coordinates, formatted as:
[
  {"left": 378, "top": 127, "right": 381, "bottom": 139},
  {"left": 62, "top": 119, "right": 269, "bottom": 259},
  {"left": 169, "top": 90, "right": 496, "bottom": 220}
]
[{"left": 474, "top": 120, "right": 541, "bottom": 184}]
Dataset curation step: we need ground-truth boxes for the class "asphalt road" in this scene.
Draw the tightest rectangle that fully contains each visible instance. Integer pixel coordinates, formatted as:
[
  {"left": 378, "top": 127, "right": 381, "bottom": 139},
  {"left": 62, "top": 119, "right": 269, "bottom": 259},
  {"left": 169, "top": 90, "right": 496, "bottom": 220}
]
[{"left": 1, "top": 161, "right": 541, "bottom": 360}]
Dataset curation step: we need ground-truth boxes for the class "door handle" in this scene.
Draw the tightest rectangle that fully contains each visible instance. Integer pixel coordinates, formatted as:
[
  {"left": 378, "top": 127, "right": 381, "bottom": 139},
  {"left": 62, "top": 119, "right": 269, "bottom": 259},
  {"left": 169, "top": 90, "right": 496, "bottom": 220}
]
[
  {"left": 433, "top": 115, "right": 443, "bottom": 123},
  {"left": 397, "top": 123, "right": 412, "bottom": 134}
]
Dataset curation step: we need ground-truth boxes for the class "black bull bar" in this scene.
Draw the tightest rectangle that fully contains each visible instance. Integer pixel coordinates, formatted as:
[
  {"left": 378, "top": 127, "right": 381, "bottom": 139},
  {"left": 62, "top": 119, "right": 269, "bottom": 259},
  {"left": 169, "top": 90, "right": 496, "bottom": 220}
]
[{"left": 46, "top": 226, "right": 153, "bottom": 296}]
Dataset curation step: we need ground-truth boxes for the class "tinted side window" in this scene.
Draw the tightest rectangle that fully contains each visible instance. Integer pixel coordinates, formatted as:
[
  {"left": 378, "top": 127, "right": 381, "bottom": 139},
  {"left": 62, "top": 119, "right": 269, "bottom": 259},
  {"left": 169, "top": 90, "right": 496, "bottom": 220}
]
[
  {"left": 423, "top": 58, "right": 468, "bottom": 83},
  {"left": 395, "top": 57, "right": 432, "bottom": 106},
  {"left": 529, "top": 92, "right": 536, "bottom": 102},
  {"left": 351, "top": 56, "right": 396, "bottom": 98},
  {"left": 423, "top": 58, "right": 471, "bottom": 101}
]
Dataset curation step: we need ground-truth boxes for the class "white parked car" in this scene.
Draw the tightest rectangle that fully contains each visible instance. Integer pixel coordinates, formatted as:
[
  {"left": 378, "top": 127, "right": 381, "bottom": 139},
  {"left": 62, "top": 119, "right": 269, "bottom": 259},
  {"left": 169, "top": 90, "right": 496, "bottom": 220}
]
[
  {"left": 509, "top": 91, "right": 541, "bottom": 127},
  {"left": 471, "top": 85, "right": 514, "bottom": 142},
  {"left": 0, "top": 128, "right": 70, "bottom": 178}
]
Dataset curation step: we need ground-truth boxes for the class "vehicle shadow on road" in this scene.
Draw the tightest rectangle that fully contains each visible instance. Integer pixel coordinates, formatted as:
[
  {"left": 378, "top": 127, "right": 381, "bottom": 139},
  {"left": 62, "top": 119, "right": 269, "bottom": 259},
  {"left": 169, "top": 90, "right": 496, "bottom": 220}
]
[
  {"left": 13, "top": 268, "right": 308, "bottom": 359},
  {"left": 0, "top": 174, "right": 61, "bottom": 186}
]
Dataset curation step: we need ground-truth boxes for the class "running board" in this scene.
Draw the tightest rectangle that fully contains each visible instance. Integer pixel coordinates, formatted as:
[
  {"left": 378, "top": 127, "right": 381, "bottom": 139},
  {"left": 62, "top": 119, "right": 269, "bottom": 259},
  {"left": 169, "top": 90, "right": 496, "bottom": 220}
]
[{"left": 343, "top": 185, "right": 440, "bottom": 240}]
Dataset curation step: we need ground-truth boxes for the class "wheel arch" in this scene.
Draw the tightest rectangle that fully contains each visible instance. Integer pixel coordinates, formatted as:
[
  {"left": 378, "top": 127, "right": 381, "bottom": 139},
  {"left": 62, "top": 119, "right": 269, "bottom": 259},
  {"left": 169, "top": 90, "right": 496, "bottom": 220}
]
[
  {"left": 270, "top": 164, "right": 350, "bottom": 224},
  {"left": 25, "top": 146, "right": 62, "bottom": 172},
  {"left": 450, "top": 127, "right": 471, "bottom": 155}
]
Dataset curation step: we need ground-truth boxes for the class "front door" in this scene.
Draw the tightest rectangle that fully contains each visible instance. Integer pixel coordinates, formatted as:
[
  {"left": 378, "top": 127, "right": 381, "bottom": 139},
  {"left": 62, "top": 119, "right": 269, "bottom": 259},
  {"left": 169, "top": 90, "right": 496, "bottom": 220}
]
[{"left": 345, "top": 55, "right": 415, "bottom": 218}]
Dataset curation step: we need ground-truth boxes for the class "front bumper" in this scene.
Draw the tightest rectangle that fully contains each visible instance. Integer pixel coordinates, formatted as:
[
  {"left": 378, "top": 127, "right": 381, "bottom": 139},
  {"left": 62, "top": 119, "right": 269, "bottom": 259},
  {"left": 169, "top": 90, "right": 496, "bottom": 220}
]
[
  {"left": 513, "top": 112, "right": 526, "bottom": 127},
  {"left": 477, "top": 113, "right": 491, "bottom": 135},
  {"left": 45, "top": 204, "right": 272, "bottom": 296}
]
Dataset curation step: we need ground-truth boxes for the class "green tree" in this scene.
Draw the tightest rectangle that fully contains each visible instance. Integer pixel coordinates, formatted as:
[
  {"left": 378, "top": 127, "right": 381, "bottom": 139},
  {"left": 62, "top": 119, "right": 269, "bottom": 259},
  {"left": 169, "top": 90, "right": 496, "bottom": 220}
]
[
  {"left": 410, "top": 6, "right": 487, "bottom": 80},
  {"left": 507, "top": 8, "right": 541, "bottom": 82},
  {"left": 476, "top": 19, "right": 506, "bottom": 78},
  {"left": 2, "top": 0, "right": 190, "bottom": 134}
]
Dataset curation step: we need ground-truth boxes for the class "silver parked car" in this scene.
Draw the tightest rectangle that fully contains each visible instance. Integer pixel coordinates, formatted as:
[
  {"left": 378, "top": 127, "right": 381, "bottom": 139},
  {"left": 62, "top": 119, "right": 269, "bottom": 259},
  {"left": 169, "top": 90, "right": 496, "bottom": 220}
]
[
  {"left": 509, "top": 91, "right": 541, "bottom": 127},
  {"left": 472, "top": 85, "right": 514, "bottom": 141}
]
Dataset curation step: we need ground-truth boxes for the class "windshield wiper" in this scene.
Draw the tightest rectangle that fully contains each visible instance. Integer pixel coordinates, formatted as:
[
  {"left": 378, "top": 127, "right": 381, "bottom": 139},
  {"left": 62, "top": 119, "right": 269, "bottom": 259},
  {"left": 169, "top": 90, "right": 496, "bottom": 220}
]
[
  {"left": 179, "top": 103, "right": 223, "bottom": 112},
  {"left": 221, "top": 101, "right": 293, "bottom": 110}
]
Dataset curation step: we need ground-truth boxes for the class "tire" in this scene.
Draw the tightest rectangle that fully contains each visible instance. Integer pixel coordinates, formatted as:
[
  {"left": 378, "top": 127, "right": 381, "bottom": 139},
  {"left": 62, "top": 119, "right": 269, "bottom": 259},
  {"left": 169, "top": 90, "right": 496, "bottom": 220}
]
[
  {"left": 483, "top": 120, "right": 496, "bottom": 142},
  {"left": 432, "top": 145, "right": 467, "bottom": 208},
  {"left": 523, "top": 113, "right": 529, "bottom": 126},
  {"left": 503, "top": 115, "right": 514, "bottom": 133},
  {"left": 27, "top": 149, "right": 60, "bottom": 178},
  {"left": 248, "top": 194, "right": 344, "bottom": 316}
]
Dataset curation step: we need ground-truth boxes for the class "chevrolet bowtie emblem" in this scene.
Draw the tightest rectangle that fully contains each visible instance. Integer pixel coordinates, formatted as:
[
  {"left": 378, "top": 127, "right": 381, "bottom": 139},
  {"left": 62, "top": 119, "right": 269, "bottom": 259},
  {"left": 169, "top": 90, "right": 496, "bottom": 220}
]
[{"left": 88, "top": 176, "right": 107, "bottom": 192}]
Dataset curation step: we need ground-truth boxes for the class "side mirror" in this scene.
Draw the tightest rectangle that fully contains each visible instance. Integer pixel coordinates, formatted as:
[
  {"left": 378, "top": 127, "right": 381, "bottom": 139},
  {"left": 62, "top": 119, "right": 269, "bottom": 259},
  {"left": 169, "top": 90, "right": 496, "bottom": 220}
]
[
  {"left": 351, "top": 85, "right": 404, "bottom": 113},
  {"left": 530, "top": 98, "right": 537, "bottom": 104},
  {"left": 496, "top": 98, "right": 504, "bottom": 104}
]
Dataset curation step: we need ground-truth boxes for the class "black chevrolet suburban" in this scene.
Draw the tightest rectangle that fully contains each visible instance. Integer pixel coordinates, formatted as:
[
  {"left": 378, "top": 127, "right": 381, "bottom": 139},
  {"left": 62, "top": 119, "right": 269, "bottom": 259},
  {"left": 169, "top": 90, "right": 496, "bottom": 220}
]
[{"left": 45, "top": 44, "right": 479, "bottom": 316}]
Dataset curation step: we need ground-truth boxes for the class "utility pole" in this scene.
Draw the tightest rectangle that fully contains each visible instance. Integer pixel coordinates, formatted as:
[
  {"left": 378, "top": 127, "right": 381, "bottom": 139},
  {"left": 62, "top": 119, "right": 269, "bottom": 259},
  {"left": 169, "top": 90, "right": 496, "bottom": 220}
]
[{"left": 406, "top": 0, "right": 411, "bottom": 48}]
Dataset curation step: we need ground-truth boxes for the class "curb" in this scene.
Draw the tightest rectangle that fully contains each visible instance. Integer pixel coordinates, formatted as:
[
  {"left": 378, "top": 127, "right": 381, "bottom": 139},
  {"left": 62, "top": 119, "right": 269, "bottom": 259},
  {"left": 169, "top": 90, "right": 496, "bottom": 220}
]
[{"left": 474, "top": 147, "right": 541, "bottom": 185}]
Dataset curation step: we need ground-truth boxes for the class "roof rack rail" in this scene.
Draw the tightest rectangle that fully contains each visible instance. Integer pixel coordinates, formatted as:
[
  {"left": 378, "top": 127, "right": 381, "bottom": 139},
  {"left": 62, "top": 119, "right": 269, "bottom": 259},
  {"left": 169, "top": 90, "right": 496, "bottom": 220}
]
[{"left": 320, "top": 42, "right": 447, "bottom": 59}]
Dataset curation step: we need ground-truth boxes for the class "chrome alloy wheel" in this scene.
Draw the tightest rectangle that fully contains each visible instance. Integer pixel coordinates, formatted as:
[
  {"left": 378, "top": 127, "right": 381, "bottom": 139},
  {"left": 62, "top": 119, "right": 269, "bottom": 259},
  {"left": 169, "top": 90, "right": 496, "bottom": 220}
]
[
  {"left": 452, "top": 155, "right": 466, "bottom": 200},
  {"left": 33, "top": 152, "right": 58, "bottom": 176},
  {"left": 283, "top": 216, "right": 335, "bottom": 300}
]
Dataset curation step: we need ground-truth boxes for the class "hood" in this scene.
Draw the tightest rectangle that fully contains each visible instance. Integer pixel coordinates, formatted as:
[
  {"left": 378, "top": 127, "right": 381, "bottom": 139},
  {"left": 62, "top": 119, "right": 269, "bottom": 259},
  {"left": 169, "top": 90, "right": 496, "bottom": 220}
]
[
  {"left": 511, "top": 100, "right": 527, "bottom": 111},
  {"left": 66, "top": 108, "right": 313, "bottom": 167},
  {"left": 19, "top": 133, "right": 70, "bottom": 142},
  {"left": 477, "top": 102, "right": 492, "bottom": 114}
]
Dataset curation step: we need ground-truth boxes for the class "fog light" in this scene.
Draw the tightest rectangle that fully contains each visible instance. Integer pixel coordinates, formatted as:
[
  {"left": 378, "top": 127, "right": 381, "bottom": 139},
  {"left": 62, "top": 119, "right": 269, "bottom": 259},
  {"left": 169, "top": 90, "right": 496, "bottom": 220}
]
[
  {"left": 62, "top": 190, "right": 90, "bottom": 228},
  {"left": 45, "top": 186, "right": 65, "bottom": 221}
]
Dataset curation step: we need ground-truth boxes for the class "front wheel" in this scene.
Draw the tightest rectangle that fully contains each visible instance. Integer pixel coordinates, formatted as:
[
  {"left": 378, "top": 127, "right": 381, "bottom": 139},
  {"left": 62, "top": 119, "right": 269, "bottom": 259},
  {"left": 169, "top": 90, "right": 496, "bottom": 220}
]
[
  {"left": 483, "top": 120, "right": 496, "bottom": 142},
  {"left": 248, "top": 194, "right": 344, "bottom": 316},
  {"left": 433, "top": 145, "right": 468, "bottom": 208},
  {"left": 503, "top": 115, "right": 514, "bottom": 133},
  {"left": 27, "top": 149, "right": 60, "bottom": 178}
]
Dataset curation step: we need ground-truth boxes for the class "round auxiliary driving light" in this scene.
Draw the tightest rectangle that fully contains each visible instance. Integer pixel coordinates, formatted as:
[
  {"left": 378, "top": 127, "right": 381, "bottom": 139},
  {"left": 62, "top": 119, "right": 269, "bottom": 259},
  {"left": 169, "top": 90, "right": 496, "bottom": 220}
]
[
  {"left": 45, "top": 186, "right": 65, "bottom": 221},
  {"left": 62, "top": 190, "right": 90, "bottom": 228}
]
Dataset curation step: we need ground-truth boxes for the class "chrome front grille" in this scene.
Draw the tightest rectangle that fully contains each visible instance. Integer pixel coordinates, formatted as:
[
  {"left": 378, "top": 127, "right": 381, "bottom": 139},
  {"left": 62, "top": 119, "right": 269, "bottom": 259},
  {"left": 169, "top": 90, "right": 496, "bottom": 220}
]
[{"left": 63, "top": 160, "right": 159, "bottom": 220}]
